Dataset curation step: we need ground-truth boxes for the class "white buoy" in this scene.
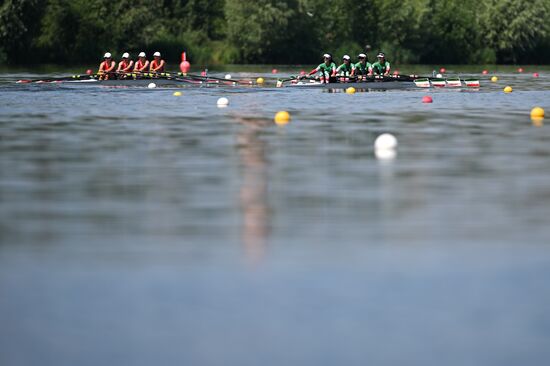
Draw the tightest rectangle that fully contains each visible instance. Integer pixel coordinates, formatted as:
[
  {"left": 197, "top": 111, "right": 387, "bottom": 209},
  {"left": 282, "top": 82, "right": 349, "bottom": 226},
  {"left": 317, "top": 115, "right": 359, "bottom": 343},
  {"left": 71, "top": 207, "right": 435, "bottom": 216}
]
[
  {"left": 374, "top": 133, "right": 398, "bottom": 150},
  {"left": 225, "top": 74, "right": 232, "bottom": 80},
  {"left": 148, "top": 82, "right": 157, "bottom": 89},
  {"left": 436, "top": 73, "right": 443, "bottom": 78},
  {"left": 375, "top": 148, "right": 397, "bottom": 160},
  {"left": 217, "top": 97, "right": 229, "bottom": 107}
]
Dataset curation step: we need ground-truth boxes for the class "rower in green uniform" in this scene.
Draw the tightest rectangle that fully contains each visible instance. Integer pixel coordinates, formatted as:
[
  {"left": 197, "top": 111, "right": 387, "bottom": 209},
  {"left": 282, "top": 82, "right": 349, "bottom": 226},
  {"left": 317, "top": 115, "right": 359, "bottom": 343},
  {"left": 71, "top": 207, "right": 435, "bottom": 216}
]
[
  {"left": 304, "top": 53, "right": 336, "bottom": 83},
  {"left": 336, "top": 55, "right": 354, "bottom": 81},
  {"left": 372, "top": 52, "right": 391, "bottom": 76},
  {"left": 352, "top": 53, "right": 372, "bottom": 80}
]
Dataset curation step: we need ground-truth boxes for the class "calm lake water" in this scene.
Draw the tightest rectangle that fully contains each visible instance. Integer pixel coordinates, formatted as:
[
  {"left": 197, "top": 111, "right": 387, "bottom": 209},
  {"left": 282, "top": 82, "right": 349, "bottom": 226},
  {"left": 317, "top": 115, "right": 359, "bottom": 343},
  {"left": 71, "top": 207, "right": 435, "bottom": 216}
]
[{"left": 1, "top": 65, "right": 550, "bottom": 366}]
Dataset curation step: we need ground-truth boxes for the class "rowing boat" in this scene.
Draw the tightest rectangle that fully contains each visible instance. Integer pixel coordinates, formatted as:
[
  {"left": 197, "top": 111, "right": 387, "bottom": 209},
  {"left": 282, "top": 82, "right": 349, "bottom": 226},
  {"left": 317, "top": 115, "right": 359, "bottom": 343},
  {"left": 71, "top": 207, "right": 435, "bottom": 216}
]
[
  {"left": 17, "top": 77, "right": 245, "bottom": 87},
  {"left": 279, "top": 76, "right": 480, "bottom": 89},
  {"left": 284, "top": 79, "right": 416, "bottom": 89}
]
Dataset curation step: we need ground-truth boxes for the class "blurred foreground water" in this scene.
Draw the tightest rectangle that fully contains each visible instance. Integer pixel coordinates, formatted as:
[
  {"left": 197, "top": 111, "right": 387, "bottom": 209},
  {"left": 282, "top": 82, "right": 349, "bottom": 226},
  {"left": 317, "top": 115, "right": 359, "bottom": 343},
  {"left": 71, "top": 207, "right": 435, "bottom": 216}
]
[{"left": 1, "top": 66, "right": 550, "bottom": 365}]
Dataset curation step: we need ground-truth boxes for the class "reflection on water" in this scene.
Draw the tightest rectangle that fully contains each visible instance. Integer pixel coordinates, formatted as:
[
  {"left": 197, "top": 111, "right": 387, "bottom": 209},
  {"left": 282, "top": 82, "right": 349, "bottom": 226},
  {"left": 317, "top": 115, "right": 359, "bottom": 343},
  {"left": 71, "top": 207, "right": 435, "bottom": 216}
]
[{"left": 234, "top": 115, "right": 272, "bottom": 264}]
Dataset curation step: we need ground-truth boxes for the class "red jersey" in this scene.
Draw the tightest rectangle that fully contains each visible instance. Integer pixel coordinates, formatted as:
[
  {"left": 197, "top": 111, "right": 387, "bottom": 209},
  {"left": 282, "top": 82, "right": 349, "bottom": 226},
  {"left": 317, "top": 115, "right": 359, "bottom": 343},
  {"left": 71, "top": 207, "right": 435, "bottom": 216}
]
[
  {"left": 134, "top": 59, "right": 149, "bottom": 72},
  {"left": 150, "top": 59, "right": 165, "bottom": 72}
]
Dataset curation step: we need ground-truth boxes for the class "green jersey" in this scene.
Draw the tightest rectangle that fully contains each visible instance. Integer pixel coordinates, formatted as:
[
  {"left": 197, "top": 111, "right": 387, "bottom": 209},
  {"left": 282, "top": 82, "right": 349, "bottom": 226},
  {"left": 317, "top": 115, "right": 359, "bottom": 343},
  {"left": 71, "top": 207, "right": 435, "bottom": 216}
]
[
  {"left": 372, "top": 60, "right": 390, "bottom": 75},
  {"left": 354, "top": 61, "right": 372, "bottom": 75},
  {"left": 336, "top": 62, "right": 354, "bottom": 75},
  {"left": 315, "top": 62, "right": 336, "bottom": 76}
]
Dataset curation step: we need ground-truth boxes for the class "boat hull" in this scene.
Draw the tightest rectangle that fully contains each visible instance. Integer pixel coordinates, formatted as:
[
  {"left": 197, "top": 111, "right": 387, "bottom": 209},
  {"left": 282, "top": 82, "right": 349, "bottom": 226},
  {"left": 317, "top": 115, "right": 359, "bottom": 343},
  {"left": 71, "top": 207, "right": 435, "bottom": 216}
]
[{"left": 285, "top": 80, "right": 416, "bottom": 89}]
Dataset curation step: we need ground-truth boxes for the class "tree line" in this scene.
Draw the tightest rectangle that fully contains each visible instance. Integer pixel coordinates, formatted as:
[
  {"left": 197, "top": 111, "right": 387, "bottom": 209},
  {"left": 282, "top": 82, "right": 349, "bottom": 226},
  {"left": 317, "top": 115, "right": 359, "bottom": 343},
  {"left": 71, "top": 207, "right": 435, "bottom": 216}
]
[{"left": 1, "top": 0, "right": 549, "bottom": 66}]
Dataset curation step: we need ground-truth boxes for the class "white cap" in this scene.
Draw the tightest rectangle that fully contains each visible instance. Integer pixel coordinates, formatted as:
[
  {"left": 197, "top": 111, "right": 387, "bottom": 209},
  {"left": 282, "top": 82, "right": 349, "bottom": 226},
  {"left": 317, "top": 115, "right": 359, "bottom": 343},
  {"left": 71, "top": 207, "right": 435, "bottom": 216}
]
[
  {"left": 122, "top": 52, "right": 129, "bottom": 58},
  {"left": 323, "top": 53, "right": 331, "bottom": 58},
  {"left": 138, "top": 52, "right": 146, "bottom": 58},
  {"left": 343, "top": 55, "right": 351, "bottom": 60},
  {"left": 153, "top": 51, "right": 161, "bottom": 57},
  {"left": 358, "top": 53, "right": 367, "bottom": 58},
  {"left": 103, "top": 52, "right": 112, "bottom": 58}
]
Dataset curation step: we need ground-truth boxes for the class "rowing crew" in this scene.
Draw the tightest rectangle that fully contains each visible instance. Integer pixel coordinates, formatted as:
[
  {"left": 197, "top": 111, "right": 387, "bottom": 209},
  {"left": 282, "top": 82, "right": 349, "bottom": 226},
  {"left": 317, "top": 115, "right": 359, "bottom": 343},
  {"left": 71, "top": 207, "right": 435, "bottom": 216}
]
[
  {"left": 98, "top": 52, "right": 166, "bottom": 80},
  {"left": 304, "top": 52, "right": 391, "bottom": 83}
]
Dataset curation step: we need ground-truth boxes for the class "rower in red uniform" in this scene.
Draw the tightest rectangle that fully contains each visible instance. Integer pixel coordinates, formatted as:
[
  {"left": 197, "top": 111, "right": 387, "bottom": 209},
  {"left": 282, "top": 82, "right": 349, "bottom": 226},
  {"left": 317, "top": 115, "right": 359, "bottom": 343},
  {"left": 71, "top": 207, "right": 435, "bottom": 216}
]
[
  {"left": 150, "top": 51, "right": 165, "bottom": 73},
  {"left": 116, "top": 52, "right": 133, "bottom": 77},
  {"left": 98, "top": 52, "right": 116, "bottom": 80},
  {"left": 133, "top": 52, "right": 149, "bottom": 73}
]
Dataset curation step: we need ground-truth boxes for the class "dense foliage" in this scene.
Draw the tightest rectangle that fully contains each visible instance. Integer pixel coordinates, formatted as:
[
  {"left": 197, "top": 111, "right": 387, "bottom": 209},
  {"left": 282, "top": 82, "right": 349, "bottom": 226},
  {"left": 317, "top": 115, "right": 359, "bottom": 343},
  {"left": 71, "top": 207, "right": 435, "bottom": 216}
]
[{"left": 1, "top": 0, "right": 549, "bottom": 65}]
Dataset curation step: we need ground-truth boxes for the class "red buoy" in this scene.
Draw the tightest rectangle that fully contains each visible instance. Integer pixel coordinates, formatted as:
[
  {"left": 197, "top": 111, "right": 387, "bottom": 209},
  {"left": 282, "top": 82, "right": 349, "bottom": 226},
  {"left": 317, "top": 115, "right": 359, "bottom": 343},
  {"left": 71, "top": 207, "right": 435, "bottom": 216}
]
[
  {"left": 533, "top": 72, "right": 539, "bottom": 78},
  {"left": 272, "top": 68, "right": 278, "bottom": 74},
  {"left": 86, "top": 69, "right": 93, "bottom": 75},
  {"left": 518, "top": 67, "right": 524, "bottom": 73},
  {"left": 300, "top": 70, "right": 306, "bottom": 76},
  {"left": 439, "top": 67, "right": 446, "bottom": 73},
  {"left": 482, "top": 70, "right": 489, "bottom": 75},
  {"left": 393, "top": 70, "right": 399, "bottom": 76},
  {"left": 180, "top": 52, "right": 191, "bottom": 73},
  {"left": 422, "top": 96, "right": 433, "bottom": 103},
  {"left": 201, "top": 70, "right": 207, "bottom": 77}
]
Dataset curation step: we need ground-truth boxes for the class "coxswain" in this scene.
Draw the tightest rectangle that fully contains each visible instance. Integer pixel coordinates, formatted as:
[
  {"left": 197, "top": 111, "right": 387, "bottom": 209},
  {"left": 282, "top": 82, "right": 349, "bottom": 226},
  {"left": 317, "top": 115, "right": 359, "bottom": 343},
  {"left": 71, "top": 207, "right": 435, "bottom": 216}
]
[
  {"left": 352, "top": 53, "right": 372, "bottom": 80},
  {"left": 372, "top": 52, "right": 391, "bottom": 76},
  {"left": 150, "top": 51, "right": 165, "bottom": 73},
  {"left": 304, "top": 53, "right": 336, "bottom": 83},
  {"left": 336, "top": 55, "right": 354, "bottom": 81},
  {"left": 116, "top": 52, "right": 134, "bottom": 77},
  {"left": 133, "top": 52, "right": 149, "bottom": 73},
  {"left": 98, "top": 52, "right": 116, "bottom": 80}
]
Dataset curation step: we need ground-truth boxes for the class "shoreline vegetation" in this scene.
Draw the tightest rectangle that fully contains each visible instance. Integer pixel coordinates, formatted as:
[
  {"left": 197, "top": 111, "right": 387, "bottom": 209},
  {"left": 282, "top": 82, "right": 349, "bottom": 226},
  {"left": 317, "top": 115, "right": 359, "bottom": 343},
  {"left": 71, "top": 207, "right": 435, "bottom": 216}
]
[{"left": 1, "top": 0, "right": 549, "bottom": 66}]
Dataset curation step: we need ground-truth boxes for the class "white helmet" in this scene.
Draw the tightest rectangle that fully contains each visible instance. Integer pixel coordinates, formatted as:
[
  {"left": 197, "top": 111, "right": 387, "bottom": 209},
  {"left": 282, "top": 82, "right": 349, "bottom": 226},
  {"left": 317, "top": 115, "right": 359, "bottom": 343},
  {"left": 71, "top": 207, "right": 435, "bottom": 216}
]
[
  {"left": 343, "top": 55, "right": 351, "bottom": 60},
  {"left": 122, "top": 52, "right": 130, "bottom": 59},
  {"left": 358, "top": 53, "right": 367, "bottom": 58},
  {"left": 153, "top": 51, "right": 161, "bottom": 57},
  {"left": 138, "top": 52, "right": 146, "bottom": 58},
  {"left": 103, "top": 52, "right": 112, "bottom": 58}
]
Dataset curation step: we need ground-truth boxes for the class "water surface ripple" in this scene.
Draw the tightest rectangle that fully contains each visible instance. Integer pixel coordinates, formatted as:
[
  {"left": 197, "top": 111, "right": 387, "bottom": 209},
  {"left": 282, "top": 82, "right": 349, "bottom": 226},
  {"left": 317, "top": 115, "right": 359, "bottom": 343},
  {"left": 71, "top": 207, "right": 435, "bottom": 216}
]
[{"left": 1, "top": 69, "right": 550, "bottom": 366}]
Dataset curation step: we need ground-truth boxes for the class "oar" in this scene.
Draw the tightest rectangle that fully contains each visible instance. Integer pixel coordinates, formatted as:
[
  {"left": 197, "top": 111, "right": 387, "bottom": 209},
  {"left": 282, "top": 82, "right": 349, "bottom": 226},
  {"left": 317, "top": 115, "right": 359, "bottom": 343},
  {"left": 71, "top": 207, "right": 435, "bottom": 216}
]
[{"left": 181, "top": 72, "right": 254, "bottom": 85}]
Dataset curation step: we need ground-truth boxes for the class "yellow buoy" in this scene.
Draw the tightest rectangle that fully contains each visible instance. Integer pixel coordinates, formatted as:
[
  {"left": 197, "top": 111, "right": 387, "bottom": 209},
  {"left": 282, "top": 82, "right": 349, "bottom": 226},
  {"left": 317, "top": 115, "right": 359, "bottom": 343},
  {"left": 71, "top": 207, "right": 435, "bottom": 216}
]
[
  {"left": 346, "top": 87, "right": 356, "bottom": 94},
  {"left": 256, "top": 77, "right": 265, "bottom": 84},
  {"left": 274, "top": 111, "right": 291, "bottom": 125},
  {"left": 503, "top": 86, "right": 513, "bottom": 93},
  {"left": 173, "top": 91, "right": 182, "bottom": 96},
  {"left": 531, "top": 107, "right": 545, "bottom": 118},
  {"left": 491, "top": 76, "right": 498, "bottom": 82}
]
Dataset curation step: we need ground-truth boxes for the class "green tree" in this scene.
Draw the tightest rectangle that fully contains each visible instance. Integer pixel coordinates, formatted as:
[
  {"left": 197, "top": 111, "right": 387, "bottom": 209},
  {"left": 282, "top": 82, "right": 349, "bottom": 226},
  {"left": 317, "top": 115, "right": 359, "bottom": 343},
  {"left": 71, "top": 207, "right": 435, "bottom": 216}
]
[
  {"left": 0, "top": 0, "right": 45, "bottom": 63},
  {"left": 480, "top": 0, "right": 550, "bottom": 63}
]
